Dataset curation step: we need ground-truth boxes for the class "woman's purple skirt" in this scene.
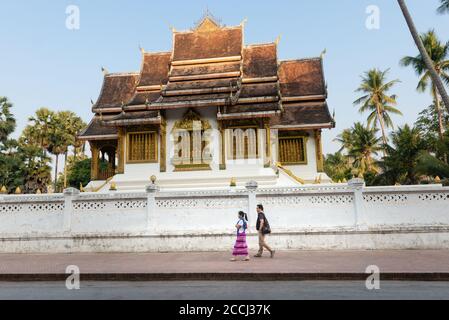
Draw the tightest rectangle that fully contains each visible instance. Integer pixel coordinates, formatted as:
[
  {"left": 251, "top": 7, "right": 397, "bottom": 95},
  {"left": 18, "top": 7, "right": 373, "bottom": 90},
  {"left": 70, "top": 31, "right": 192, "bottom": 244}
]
[{"left": 232, "top": 232, "right": 249, "bottom": 256}]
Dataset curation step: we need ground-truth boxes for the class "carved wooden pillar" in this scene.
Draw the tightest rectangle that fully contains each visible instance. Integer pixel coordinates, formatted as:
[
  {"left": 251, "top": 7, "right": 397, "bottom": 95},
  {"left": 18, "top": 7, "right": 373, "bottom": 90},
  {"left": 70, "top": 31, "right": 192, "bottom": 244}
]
[
  {"left": 264, "top": 119, "right": 271, "bottom": 168},
  {"left": 160, "top": 117, "right": 167, "bottom": 172},
  {"left": 219, "top": 121, "right": 226, "bottom": 170},
  {"left": 117, "top": 127, "right": 125, "bottom": 174},
  {"left": 90, "top": 142, "right": 99, "bottom": 181},
  {"left": 315, "top": 129, "right": 324, "bottom": 172}
]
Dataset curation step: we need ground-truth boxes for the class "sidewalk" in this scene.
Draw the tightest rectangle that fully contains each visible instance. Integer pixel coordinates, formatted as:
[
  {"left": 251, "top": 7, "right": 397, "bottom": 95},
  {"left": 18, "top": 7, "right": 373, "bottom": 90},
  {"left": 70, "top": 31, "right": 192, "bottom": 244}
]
[{"left": 1, "top": 250, "right": 449, "bottom": 281}]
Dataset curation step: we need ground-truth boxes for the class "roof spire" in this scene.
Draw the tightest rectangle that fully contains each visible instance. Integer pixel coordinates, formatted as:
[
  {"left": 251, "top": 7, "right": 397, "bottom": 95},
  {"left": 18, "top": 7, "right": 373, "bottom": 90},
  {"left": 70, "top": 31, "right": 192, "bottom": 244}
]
[
  {"left": 101, "top": 66, "right": 109, "bottom": 76},
  {"left": 320, "top": 48, "right": 327, "bottom": 59},
  {"left": 194, "top": 8, "right": 222, "bottom": 31},
  {"left": 275, "top": 35, "right": 282, "bottom": 45}
]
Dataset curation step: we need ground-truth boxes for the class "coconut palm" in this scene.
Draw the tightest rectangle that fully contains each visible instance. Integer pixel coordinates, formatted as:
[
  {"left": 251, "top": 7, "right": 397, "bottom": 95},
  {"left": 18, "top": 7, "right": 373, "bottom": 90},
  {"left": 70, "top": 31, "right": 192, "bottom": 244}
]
[
  {"left": 437, "top": 0, "right": 449, "bottom": 14},
  {"left": 346, "top": 123, "right": 382, "bottom": 175},
  {"left": 397, "top": 0, "right": 449, "bottom": 112},
  {"left": 401, "top": 30, "right": 449, "bottom": 140},
  {"left": 324, "top": 152, "right": 351, "bottom": 182},
  {"left": 354, "top": 69, "right": 401, "bottom": 146}
]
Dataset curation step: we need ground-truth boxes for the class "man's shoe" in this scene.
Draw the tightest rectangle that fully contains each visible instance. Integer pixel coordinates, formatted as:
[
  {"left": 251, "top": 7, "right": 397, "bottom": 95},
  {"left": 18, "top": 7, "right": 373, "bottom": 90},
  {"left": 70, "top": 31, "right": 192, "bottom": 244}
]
[
  {"left": 254, "top": 254, "right": 262, "bottom": 258},
  {"left": 270, "top": 250, "right": 276, "bottom": 259}
]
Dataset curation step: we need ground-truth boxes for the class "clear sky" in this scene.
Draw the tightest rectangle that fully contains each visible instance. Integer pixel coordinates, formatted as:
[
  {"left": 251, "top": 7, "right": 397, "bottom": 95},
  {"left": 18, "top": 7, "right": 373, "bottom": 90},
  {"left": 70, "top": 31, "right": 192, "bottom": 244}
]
[{"left": 0, "top": 0, "right": 448, "bottom": 156}]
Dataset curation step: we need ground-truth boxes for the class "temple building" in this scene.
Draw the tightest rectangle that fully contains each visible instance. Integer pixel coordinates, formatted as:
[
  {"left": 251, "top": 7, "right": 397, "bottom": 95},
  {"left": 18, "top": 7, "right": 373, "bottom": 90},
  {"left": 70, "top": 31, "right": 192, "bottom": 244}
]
[{"left": 78, "top": 16, "right": 335, "bottom": 191}]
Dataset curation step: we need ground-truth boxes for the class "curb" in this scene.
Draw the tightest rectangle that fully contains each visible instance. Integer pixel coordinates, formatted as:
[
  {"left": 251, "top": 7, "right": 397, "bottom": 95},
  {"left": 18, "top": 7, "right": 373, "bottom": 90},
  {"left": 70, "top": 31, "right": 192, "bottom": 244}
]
[{"left": 1, "top": 273, "right": 449, "bottom": 282}]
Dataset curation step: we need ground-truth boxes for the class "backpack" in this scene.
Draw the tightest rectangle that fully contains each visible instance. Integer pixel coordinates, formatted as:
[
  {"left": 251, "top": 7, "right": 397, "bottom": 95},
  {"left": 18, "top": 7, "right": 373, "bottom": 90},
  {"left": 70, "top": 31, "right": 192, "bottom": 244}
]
[{"left": 260, "top": 213, "right": 272, "bottom": 235}]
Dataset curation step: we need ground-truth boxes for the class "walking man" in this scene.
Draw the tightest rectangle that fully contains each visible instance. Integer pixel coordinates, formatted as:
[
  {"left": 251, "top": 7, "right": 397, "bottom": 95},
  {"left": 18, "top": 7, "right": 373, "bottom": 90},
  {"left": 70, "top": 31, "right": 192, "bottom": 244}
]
[{"left": 254, "top": 204, "right": 275, "bottom": 258}]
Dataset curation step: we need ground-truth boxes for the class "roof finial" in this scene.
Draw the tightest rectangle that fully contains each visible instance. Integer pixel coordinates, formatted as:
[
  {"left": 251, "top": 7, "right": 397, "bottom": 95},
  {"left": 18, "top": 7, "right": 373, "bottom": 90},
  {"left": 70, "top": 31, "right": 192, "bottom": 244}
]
[
  {"left": 169, "top": 25, "right": 176, "bottom": 33},
  {"left": 275, "top": 35, "right": 281, "bottom": 45},
  {"left": 139, "top": 44, "right": 145, "bottom": 54},
  {"left": 101, "top": 66, "right": 109, "bottom": 76},
  {"left": 320, "top": 48, "right": 327, "bottom": 59},
  {"left": 240, "top": 18, "right": 248, "bottom": 27},
  {"left": 90, "top": 98, "right": 95, "bottom": 106}
]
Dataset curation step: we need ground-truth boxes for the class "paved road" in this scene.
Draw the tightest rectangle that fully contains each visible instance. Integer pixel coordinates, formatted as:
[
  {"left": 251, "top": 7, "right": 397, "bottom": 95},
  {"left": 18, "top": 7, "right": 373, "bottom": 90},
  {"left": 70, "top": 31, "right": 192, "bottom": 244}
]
[{"left": 1, "top": 281, "right": 449, "bottom": 300}]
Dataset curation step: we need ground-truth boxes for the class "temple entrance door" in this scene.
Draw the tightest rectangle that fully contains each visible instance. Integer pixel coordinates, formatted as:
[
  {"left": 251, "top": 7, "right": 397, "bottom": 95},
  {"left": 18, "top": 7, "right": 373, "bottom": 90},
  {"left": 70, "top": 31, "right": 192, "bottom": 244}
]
[{"left": 171, "top": 109, "right": 213, "bottom": 172}]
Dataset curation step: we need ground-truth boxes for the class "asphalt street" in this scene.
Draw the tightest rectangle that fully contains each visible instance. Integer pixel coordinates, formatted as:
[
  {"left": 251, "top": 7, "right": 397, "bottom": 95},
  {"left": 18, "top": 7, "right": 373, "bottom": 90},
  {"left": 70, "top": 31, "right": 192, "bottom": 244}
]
[{"left": 0, "top": 281, "right": 448, "bottom": 300}]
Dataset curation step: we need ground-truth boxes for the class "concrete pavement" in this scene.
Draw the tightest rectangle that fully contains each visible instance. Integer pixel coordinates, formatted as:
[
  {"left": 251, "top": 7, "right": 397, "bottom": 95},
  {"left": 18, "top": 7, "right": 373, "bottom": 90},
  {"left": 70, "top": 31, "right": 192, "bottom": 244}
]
[{"left": 1, "top": 250, "right": 449, "bottom": 281}]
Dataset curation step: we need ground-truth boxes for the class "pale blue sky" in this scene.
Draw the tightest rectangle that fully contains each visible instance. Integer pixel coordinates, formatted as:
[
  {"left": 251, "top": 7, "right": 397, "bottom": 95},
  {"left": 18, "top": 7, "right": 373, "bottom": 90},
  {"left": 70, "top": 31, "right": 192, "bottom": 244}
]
[{"left": 0, "top": 0, "right": 448, "bottom": 155}]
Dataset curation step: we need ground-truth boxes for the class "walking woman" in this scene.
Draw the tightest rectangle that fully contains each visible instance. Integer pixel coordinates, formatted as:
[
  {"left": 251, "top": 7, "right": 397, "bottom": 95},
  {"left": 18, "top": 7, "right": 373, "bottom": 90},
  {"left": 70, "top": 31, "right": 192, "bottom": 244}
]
[{"left": 230, "top": 211, "right": 250, "bottom": 262}]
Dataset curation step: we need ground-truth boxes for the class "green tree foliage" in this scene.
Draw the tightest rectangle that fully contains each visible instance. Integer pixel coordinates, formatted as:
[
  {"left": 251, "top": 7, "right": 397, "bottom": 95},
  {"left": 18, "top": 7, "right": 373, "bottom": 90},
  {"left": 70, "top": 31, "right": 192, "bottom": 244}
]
[
  {"left": 346, "top": 123, "right": 382, "bottom": 175},
  {"left": 0, "top": 139, "right": 24, "bottom": 193},
  {"left": 401, "top": 30, "right": 449, "bottom": 140},
  {"left": 437, "top": 0, "right": 449, "bottom": 14},
  {"left": 376, "top": 125, "right": 427, "bottom": 185},
  {"left": 415, "top": 104, "right": 449, "bottom": 157},
  {"left": 67, "top": 157, "right": 92, "bottom": 189},
  {"left": 19, "top": 144, "right": 52, "bottom": 194},
  {"left": 324, "top": 152, "right": 352, "bottom": 182},
  {"left": 0, "top": 97, "right": 16, "bottom": 143},
  {"left": 21, "top": 108, "right": 86, "bottom": 192},
  {"left": 353, "top": 69, "right": 401, "bottom": 146}
]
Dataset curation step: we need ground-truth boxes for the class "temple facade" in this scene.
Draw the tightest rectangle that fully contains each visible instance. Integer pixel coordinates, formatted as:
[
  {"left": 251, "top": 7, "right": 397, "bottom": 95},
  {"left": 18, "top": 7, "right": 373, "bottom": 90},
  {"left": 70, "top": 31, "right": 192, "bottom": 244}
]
[{"left": 78, "top": 17, "right": 335, "bottom": 191}]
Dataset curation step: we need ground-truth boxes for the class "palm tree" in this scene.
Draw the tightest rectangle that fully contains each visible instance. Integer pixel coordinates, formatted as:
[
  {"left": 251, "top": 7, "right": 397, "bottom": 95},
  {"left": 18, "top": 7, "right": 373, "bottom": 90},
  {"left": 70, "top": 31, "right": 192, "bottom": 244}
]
[
  {"left": 23, "top": 108, "right": 54, "bottom": 149},
  {"left": 0, "top": 97, "right": 16, "bottom": 144},
  {"left": 401, "top": 30, "right": 449, "bottom": 140},
  {"left": 56, "top": 111, "right": 86, "bottom": 188},
  {"left": 437, "top": 0, "right": 449, "bottom": 14},
  {"left": 324, "top": 152, "right": 351, "bottom": 182},
  {"left": 354, "top": 69, "right": 401, "bottom": 146},
  {"left": 379, "top": 124, "right": 427, "bottom": 185},
  {"left": 397, "top": 0, "right": 449, "bottom": 112},
  {"left": 347, "top": 123, "right": 382, "bottom": 175}
]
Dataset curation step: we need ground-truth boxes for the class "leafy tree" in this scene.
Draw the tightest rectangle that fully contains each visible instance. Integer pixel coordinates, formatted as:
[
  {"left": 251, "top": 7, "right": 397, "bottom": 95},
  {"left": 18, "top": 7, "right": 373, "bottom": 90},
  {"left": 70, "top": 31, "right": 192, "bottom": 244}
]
[
  {"left": 0, "top": 139, "right": 24, "bottom": 193},
  {"left": 437, "top": 0, "right": 449, "bottom": 14},
  {"left": 377, "top": 125, "right": 427, "bottom": 185},
  {"left": 401, "top": 30, "right": 449, "bottom": 140},
  {"left": 19, "top": 144, "right": 52, "bottom": 194},
  {"left": 67, "top": 157, "right": 92, "bottom": 189},
  {"left": 354, "top": 68, "right": 401, "bottom": 146},
  {"left": 22, "top": 109, "right": 86, "bottom": 192},
  {"left": 415, "top": 104, "right": 449, "bottom": 157},
  {"left": 0, "top": 97, "right": 16, "bottom": 143},
  {"left": 346, "top": 123, "right": 382, "bottom": 175},
  {"left": 324, "top": 152, "right": 352, "bottom": 182}
]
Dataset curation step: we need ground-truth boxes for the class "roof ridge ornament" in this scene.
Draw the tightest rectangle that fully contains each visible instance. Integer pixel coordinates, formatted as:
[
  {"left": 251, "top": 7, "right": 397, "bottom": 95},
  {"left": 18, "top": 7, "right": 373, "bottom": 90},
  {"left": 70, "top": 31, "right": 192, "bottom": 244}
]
[
  {"left": 194, "top": 8, "right": 222, "bottom": 32},
  {"left": 320, "top": 48, "right": 327, "bottom": 59},
  {"left": 275, "top": 35, "right": 281, "bottom": 46},
  {"left": 101, "top": 66, "right": 109, "bottom": 76}
]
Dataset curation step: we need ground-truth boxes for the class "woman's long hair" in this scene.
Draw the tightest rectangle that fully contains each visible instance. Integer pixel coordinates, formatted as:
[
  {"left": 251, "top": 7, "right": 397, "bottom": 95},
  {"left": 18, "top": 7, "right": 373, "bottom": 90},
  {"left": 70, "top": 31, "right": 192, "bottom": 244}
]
[
  {"left": 238, "top": 211, "right": 248, "bottom": 231},
  {"left": 238, "top": 211, "right": 248, "bottom": 221}
]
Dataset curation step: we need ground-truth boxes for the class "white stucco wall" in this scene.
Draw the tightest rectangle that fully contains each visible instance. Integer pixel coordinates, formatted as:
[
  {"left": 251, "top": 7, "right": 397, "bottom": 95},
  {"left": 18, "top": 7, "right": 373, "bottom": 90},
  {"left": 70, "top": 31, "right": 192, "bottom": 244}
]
[{"left": 1, "top": 184, "right": 449, "bottom": 252}]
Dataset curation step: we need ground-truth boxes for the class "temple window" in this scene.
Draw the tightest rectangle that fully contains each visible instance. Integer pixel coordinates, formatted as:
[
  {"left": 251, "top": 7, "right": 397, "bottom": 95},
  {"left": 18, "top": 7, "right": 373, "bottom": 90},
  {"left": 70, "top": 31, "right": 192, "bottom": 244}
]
[
  {"left": 229, "top": 127, "right": 259, "bottom": 160},
  {"left": 278, "top": 136, "right": 307, "bottom": 165},
  {"left": 127, "top": 131, "right": 158, "bottom": 163}
]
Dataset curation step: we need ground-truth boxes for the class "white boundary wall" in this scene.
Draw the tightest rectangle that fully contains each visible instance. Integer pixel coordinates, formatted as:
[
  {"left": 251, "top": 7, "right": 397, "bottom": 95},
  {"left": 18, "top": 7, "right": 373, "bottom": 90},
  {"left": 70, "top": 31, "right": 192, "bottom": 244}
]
[{"left": 0, "top": 179, "right": 449, "bottom": 253}]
